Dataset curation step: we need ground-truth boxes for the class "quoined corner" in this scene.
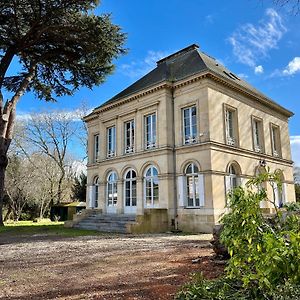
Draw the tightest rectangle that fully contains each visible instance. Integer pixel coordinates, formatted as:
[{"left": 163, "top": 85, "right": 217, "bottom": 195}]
[{"left": 72, "top": 44, "right": 295, "bottom": 233}]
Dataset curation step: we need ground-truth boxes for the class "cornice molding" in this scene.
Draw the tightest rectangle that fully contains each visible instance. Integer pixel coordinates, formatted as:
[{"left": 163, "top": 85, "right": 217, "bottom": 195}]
[{"left": 83, "top": 70, "right": 293, "bottom": 123}]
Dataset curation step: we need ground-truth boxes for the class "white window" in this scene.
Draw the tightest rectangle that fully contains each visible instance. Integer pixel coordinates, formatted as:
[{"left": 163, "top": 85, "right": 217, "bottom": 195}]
[
  {"left": 252, "top": 118, "right": 264, "bottom": 153},
  {"left": 144, "top": 166, "right": 159, "bottom": 207},
  {"left": 271, "top": 125, "right": 281, "bottom": 157},
  {"left": 225, "top": 108, "right": 237, "bottom": 146},
  {"left": 93, "top": 134, "right": 99, "bottom": 162},
  {"left": 107, "top": 126, "right": 116, "bottom": 157},
  {"left": 124, "top": 169, "right": 137, "bottom": 208},
  {"left": 225, "top": 163, "right": 241, "bottom": 202},
  {"left": 145, "top": 113, "right": 156, "bottom": 149},
  {"left": 107, "top": 172, "right": 117, "bottom": 207},
  {"left": 124, "top": 120, "right": 135, "bottom": 154},
  {"left": 93, "top": 176, "right": 99, "bottom": 208},
  {"left": 178, "top": 163, "right": 205, "bottom": 208},
  {"left": 183, "top": 106, "right": 197, "bottom": 144}
]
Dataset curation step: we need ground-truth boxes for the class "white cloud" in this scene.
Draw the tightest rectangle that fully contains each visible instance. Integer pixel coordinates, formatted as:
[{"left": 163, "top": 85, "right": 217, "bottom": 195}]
[
  {"left": 254, "top": 65, "right": 264, "bottom": 74},
  {"left": 120, "top": 50, "right": 171, "bottom": 79},
  {"left": 229, "top": 8, "right": 286, "bottom": 70},
  {"left": 283, "top": 57, "right": 300, "bottom": 76},
  {"left": 291, "top": 135, "right": 300, "bottom": 167}
]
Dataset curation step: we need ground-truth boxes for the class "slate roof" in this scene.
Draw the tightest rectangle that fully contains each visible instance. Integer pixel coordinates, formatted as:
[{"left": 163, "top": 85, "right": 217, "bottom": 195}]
[{"left": 90, "top": 44, "right": 292, "bottom": 117}]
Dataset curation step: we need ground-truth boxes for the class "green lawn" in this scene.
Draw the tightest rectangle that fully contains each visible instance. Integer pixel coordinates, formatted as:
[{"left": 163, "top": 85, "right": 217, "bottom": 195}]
[{"left": 0, "top": 220, "right": 102, "bottom": 237}]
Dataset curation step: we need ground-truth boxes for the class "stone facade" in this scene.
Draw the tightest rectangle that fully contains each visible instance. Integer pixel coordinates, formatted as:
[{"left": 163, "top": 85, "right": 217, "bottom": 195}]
[{"left": 84, "top": 44, "right": 295, "bottom": 233}]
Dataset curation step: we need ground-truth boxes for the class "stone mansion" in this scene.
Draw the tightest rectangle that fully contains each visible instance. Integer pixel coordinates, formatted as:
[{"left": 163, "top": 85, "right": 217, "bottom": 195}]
[{"left": 82, "top": 44, "right": 295, "bottom": 233}]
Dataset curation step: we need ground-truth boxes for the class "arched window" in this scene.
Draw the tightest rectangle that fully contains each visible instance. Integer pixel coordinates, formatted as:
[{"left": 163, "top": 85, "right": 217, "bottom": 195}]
[
  {"left": 107, "top": 172, "right": 117, "bottom": 208},
  {"left": 225, "top": 162, "right": 241, "bottom": 197},
  {"left": 93, "top": 176, "right": 99, "bottom": 208},
  {"left": 185, "top": 163, "right": 200, "bottom": 207},
  {"left": 229, "top": 164, "right": 238, "bottom": 190},
  {"left": 144, "top": 166, "right": 159, "bottom": 208},
  {"left": 124, "top": 169, "right": 137, "bottom": 212}
]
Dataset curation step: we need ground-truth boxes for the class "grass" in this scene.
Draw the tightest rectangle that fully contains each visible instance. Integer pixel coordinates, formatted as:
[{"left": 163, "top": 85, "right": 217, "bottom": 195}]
[{"left": 0, "top": 220, "right": 102, "bottom": 237}]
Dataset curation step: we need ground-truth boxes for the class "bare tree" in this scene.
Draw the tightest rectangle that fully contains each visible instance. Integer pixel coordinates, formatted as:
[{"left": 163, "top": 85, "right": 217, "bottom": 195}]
[{"left": 20, "top": 111, "right": 84, "bottom": 204}]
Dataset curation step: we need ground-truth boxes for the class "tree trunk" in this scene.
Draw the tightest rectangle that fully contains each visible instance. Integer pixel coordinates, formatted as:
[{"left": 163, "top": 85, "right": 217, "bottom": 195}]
[{"left": 0, "top": 149, "right": 8, "bottom": 226}]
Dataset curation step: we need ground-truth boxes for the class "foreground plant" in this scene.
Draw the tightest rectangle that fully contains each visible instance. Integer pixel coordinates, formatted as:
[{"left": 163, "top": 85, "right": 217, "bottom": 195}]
[{"left": 177, "top": 171, "right": 300, "bottom": 299}]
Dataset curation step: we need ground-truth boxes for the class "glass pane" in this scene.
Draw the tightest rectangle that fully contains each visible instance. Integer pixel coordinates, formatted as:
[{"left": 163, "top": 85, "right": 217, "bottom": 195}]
[
  {"left": 195, "top": 177, "right": 199, "bottom": 206},
  {"left": 132, "top": 181, "right": 137, "bottom": 206},
  {"left": 187, "top": 177, "right": 194, "bottom": 206},
  {"left": 186, "top": 164, "right": 193, "bottom": 174},
  {"left": 152, "top": 167, "right": 158, "bottom": 177}
]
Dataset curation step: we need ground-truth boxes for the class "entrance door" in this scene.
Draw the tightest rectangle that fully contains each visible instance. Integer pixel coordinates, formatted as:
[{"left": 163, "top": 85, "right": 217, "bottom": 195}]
[
  {"left": 107, "top": 172, "right": 117, "bottom": 214},
  {"left": 124, "top": 170, "right": 137, "bottom": 214}
]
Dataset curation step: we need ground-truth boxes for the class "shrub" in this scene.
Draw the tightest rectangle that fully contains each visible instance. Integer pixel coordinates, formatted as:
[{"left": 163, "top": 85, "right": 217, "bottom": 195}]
[{"left": 177, "top": 170, "right": 300, "bottom": 299}]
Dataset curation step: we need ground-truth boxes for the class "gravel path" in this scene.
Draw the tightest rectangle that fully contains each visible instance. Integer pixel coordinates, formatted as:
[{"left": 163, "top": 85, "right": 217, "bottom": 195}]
[{"left": 0, "top": 233, "right": 222, "bottom": 299}]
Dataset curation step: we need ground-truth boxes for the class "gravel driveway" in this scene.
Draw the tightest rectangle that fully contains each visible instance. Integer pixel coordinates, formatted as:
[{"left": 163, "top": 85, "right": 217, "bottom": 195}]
[{"left": 0, "top": 233, "right": 222, "bottom": 299}]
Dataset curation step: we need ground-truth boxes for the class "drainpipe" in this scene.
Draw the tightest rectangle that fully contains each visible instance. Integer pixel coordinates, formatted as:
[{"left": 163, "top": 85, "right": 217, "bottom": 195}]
[{"left": 170, "top": 83, "right": 179, "bottom": 231}]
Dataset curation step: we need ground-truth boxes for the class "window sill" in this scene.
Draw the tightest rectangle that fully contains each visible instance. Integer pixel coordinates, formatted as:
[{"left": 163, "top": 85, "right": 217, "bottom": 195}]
[{"left": 184, "top": 206, "right": 203, "bottom": 209}]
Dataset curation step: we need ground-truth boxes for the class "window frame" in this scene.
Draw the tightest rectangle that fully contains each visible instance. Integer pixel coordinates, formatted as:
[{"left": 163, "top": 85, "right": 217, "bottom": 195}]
[
  {"left": 182, "top": 106, "right": 197, "bottom": 145},
  {"left": 185, "top": 163, "right": 200, "bottom": 208},
  {"left": 93, "top": 134, "right": 99, "bottom": 163},
  {"left": 144, "top": 165, "right": 159, "bottom": 208},
  {"left": 124, "top": 119, "right": 135, "bottom": 154},
  {"left": 144, "top": 113, "right": 157, "bottom": 150},
  {"left": 107, "top": 126, "right": 116, "bottom": 158},
  {"left": 224, "top": 104, "right": 239, "bottom": 147},
  {"left": 270, "top": 123, "right": 281, "bottom": 158},
  {"left": 251, "top": 116, "right": 264, "bottom": 153},
  {"left": 124, "top": 169, "right": 137, "bottom": 208},
  {"left": 107, "top": 171, "right": 117, "bottom": 207},
  {"left": 93, "top": 176, "right": 99, "bottom": 208}
]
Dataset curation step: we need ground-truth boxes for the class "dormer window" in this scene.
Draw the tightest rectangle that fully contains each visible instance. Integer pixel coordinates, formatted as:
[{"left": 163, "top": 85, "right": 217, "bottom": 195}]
[{"left": 183, "top": 106, "right": 197, "bottom": 145}]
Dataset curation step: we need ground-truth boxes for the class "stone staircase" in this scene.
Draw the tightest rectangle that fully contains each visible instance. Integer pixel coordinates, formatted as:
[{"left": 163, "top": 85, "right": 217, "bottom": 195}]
[{"left": 73, "top": 210, "right": 137, "bottom": 233}]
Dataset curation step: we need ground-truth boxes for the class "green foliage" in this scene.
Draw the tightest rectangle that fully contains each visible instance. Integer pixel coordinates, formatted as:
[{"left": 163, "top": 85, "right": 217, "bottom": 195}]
[
  {"left": 177, "top": 170, "right": 300, "bottom": 299},
  {"left": 71, "top": 172, "right": 87, "bottom": 202},
  {"left": 0, "top": 0, "right": 126, "bottom": 101}
]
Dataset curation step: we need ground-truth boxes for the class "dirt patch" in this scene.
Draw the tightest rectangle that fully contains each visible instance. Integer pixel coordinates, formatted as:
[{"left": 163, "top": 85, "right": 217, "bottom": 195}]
[{"left": 0, "top": 233, "right": 223, "bottom": 299}]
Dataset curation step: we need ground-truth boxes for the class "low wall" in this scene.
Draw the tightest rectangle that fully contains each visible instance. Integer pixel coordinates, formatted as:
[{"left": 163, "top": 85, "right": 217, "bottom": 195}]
[{"left": 129, "top": 209, "right": 169, "bottom": 233}]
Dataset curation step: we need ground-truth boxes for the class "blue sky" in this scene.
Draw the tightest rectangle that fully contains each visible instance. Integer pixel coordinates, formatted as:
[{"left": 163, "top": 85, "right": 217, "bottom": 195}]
[{"left": 15, "top": 0, "right": 300, "bottom": 165}]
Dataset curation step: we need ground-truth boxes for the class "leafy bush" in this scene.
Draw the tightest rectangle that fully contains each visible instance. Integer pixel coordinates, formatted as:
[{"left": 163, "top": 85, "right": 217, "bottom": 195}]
[{"left": 177, "top": 170, "right": 300, "bottom": 299}]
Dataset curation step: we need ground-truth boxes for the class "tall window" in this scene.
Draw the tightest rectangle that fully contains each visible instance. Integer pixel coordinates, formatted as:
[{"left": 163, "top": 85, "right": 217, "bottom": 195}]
[
  {"left": 225, "top": 107, "right": 237, "bottom": 146},
  {"left": 125, "top": 169, "right": 137, "bottom": 208},
  {"left": 107, "top": 126, "right": 116, "bottom": 157},
  {"left": 271, "top": 125, "right": 281, "bottom": 157},
  {"left": 124, "top": 120, "right": 135, "bottom": 154},
  {"left": 183, "top": 106, "right": 197, "bottom": 144},
  {"left": 252, "top": 118, "right": 264, "bottom": 153},
  {"left": 93, "top": 176, "right": 99, "bottom": 208},
  {"left": 229, "top": 164, "right": 238, "bottom": 191},
  {"left": 107, "top": 172, "right": 117, "bottom": 207},
  {"left": 144, "top": 166, "right": 159, "bottom": 207},
  {"left": 186, "top": 163, "right": 199, "bottom": 207},
  {"left": 93, "top": 134, "right": 99, "bottom": 162},
  {"left": 145, "top": 113, "right": 156, "bottom": 149}
]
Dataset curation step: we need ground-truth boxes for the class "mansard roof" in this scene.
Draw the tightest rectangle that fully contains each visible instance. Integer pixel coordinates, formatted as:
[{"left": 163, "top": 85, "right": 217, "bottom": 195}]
[{"left": 86, "top": 44, "right": 292, "bottom": 118}]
